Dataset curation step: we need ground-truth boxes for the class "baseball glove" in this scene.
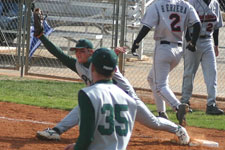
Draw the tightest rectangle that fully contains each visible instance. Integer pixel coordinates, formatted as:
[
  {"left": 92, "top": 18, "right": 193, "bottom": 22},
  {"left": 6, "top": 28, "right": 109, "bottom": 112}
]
[
  {"left": 186, "top": 41, "right": 196, "bottom": 52},
  {"left": 131, "top": 41, "right": 139, "bottom": 56},
  {"left": 33, "top": 8, "right": 44, "bottom": 38}
]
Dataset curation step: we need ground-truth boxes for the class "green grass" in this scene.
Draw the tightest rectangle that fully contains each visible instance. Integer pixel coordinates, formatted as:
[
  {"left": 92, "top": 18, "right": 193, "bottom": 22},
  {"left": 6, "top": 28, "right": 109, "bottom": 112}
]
[
  {"left": 0, "top": 76, "right": 85, "bottom": 110},
  {"left": 0, "top": 76, "right": 224, "bottom": 130}
]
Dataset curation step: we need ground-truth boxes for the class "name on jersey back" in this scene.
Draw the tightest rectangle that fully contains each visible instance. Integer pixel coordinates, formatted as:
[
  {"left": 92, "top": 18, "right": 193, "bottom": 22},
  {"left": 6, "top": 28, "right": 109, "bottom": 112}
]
[{"left": 161, "top": 4, "right": 187, "bottom": 14}]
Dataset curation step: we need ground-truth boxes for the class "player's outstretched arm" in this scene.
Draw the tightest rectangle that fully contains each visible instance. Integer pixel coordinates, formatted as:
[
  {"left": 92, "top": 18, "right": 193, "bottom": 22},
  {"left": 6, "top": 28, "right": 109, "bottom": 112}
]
[
  {"left": 33, "top": 8, "right": 78, "bottom": 72},
  {"left": 131, "top": 25, "right": 151, "bottom": 56}
]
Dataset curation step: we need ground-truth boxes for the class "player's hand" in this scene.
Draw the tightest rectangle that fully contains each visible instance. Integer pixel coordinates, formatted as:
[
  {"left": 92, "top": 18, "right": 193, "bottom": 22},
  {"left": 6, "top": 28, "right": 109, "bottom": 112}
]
[
  {"left": 214, "top": 46, "right": 219, "bottom": 57},
  {"left": 114, "top": 47, "right": 126, "bottom": 55},
  {"left": 131, "top": 42, "right": 139, "bottom": 56},
  {"left": 186, "top": 41, "right": 196, "bottom": 52},
  {"left": 64, "top": 143, "right": 75, "bottom": 150},
  {"left": 33, "top": 8, "right": 44, "bottom": 38}
]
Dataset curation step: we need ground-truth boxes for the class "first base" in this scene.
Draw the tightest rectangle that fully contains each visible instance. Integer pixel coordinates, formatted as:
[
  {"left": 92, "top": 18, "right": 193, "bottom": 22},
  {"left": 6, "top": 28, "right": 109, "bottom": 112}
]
[{"left": 189, "top": 139, "right": 219, "bottom": 148}]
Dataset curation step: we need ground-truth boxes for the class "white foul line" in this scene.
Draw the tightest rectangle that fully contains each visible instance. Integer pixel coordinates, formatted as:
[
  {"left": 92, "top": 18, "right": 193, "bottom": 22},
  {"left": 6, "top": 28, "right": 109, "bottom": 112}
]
[{"left": 0, "top": 116, "right": 56, "bottom": 125}]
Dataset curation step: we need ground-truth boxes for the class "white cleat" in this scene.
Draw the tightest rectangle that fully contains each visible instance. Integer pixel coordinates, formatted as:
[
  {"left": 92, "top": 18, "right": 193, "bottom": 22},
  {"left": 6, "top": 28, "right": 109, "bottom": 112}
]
[
  {"left": 36, "top": 128, "right": 60, "bottom": 140},
  {"left": 176, "top": 126, "right": 190, "bottom": 145}
]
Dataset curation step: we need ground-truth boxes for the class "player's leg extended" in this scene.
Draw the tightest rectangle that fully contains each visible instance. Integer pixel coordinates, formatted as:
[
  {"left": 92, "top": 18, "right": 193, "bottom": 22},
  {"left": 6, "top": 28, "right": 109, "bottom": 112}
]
[
  {"left": 153, "top": 44, "right": 191, "bottom": 126},
  {"left": 147, "top": 69, "right": 167, "bottom": 119},
  {"left": 136, "top": 100, "right": 177, "bottom": 132},
  {"left": 135, "top": 100, "right": 190, "bottom": 144},
  {"left": 55, "top": 106, "right": 80, "bottom": 133},
  {"left": 153, "top": 44, "right": 180, "bottom": 109},
  {"left": 181, "top": 42, "right": 201, "bottom": 104},
  {"left": 36, "top": 106, "right": 80, "bottom": 140}
]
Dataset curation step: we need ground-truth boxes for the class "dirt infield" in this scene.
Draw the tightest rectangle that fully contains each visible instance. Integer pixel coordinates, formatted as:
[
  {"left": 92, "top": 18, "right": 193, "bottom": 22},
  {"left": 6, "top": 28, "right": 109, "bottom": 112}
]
[{"left": 0, "top": 102, "right": 224, "bottom": 150}]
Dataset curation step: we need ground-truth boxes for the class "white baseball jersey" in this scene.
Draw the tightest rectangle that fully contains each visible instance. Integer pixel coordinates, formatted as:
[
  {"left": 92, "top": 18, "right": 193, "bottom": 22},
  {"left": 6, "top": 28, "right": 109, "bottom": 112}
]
[
  {"left": 76, "top": 62, "right": 92, "bottom": 86},
  {"left": 188, "top": 0, "right": 224, "bottom": 36},
  {"left": 76, "top": 61, "right": 140, "bottom": 101},
  {"left": 141, "top": 0, "right": 200, "bottom": 43},
  {"left": 82, "top": 83, "right": 137, "bottom": 150}
]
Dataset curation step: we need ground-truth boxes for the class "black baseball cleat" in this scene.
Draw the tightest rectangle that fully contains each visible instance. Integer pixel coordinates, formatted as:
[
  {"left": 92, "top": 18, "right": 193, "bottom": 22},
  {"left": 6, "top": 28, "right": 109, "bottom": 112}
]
[
  {"left": 186, "top": 102, "right": 193, "bottom": 113},
  {"left": 206, "top": 103, "right": 224, "bottom": 115},
  {"left": 176, "top": 103, "right": 189, "bottom": 127},
  {"left": 36, "top": 128, "right": 60, "bottom": 140},
  {"left": 158, "top": 112, "right": 169, "bottom": 119}
]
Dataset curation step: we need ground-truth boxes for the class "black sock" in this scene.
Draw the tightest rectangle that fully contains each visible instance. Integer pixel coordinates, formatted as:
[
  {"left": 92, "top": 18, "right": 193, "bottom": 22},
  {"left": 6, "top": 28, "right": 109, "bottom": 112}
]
[{"left": 52, "top": 127, "right": 61, "bottom": 135}]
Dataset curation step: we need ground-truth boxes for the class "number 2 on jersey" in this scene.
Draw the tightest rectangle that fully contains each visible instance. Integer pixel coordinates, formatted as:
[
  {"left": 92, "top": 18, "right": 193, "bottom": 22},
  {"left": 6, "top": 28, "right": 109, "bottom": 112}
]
[
  {"left": 98, "top": 104, "right": 129, "bottom": 136},
  {"left": 206, "top": 23, "right": 213, "bottom": 32},
  {"left": 170, "top": 13, "right": 181, "bottom": 32}
]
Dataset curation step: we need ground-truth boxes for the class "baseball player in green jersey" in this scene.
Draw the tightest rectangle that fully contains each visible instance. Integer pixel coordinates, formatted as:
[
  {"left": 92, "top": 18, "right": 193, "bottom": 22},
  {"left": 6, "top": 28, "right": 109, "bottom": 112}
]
[
  {"left": 34, "top": 8, "right": 190, "bottom": 145},
  {"left": 181, "top": 0, "right": 224, "bottom": 115},
  {"left": 131, "top": 0, "right": 201, "bottom": 126},
  {"left": 65, "top": 48, "right": 137, "bottom": 150}
]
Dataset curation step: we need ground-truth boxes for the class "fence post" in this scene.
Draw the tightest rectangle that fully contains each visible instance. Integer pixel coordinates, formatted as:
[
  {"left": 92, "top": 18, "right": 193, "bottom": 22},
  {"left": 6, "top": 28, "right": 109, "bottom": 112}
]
[
  {"left": 137, "top": 0, "right": 146, "bottom": 60},
  {"left": 17, "top": 0, "right": 24, "bottom": 70},
  {"left": 114, "top": 0, "right": 120, "bottom": 48},
  {"left": 20, "top": 0, "right": 27, "bottom": 77},
  {"left": 118, "top": 0, "right": 127, "bottom": 75},
  {"left": 24, "top": 0, "right": 32, "bottom": 75}
]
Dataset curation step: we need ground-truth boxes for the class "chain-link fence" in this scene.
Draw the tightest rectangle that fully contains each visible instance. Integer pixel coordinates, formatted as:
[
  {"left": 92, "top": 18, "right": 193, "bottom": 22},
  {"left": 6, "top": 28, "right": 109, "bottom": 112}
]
[
  {"left": 1, "top": 0, "right": 225, "bottom": 99},
  {"left": 25, "top": 0, "right": 142, "bottom": 80},
  {"left": 0, "top": 0, "right": 33, "bottom": 71},
  {"left": 0, "top": 0, "right": 20, "bottom": 69}
]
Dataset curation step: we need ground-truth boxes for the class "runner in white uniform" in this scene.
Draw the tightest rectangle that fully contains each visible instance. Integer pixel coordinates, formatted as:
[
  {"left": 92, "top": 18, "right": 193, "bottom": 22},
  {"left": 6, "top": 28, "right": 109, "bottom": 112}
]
[
  {"left": 131, "top": 0, "right": 201, "bottom": 125},
  {"left": 33, "top": 8, "right": 190, "bottom": 145},
  {"left": 181, "top": 0, "right": 224, "bottom": 115}
]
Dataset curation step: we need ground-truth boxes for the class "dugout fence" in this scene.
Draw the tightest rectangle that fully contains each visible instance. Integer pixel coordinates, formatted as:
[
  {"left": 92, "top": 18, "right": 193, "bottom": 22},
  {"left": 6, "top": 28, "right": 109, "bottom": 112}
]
[{"left": 1, "top": 0, "right": 225, "bottom": 99}]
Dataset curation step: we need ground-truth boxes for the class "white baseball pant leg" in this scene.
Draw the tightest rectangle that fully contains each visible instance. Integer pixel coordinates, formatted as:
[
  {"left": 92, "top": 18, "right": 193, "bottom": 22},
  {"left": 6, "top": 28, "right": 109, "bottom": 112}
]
[
  {"left": 135, "top": 99, "right": 179, "bottom": 133},
  {"left": 55, "top": 106, "right": 80, "bottom": 134},
  {"left": 126, "top": 86, "right": 178, "bottom": 133},
  {"left": 199, "top": 38, "right": 217, "bottom": 105},
  {"left": 151, "top": 42, "right": 182, "bottom": 110},
  {"left": 148, "top": 69, "right": 166, "bottom": 113}
]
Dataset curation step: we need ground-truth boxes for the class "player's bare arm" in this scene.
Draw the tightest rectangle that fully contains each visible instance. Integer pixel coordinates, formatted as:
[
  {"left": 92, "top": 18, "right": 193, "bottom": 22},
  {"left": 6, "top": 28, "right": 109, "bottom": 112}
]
[
  {"left": 114, "top": 46, "right": 126, "bottom": 55},
  {"left": 214, "top": 46, "right": 219, "bottom": 57}
]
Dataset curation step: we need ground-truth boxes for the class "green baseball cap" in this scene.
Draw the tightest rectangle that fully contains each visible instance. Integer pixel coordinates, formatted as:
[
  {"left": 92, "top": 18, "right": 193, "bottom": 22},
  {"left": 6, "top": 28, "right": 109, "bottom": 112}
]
[
  {"left": 70, "top": 39, "right": 93, "bottom": 51},
  {"left": 91, "top": 48, "right": 118, "bottom": 75}
]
